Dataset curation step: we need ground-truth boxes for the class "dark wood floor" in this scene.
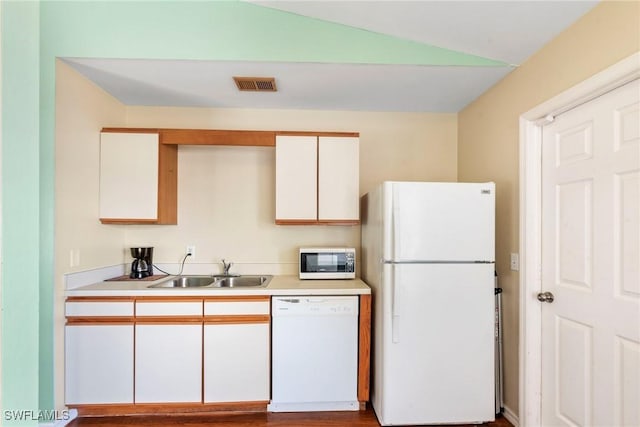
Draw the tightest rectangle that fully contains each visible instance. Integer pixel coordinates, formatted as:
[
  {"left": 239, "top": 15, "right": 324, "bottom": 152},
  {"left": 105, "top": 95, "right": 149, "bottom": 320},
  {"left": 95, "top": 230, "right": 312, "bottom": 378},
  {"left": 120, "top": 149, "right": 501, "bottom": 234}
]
[{"left": 68, "top": 408, "right": 513, "bottom": 426}]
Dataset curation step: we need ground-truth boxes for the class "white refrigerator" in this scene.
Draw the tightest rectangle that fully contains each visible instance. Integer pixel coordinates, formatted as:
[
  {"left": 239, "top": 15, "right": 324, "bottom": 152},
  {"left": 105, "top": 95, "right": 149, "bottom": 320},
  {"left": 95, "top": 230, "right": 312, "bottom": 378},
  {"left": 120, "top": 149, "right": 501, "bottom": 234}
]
[{"left": 361, "top": 181, "right": 496, "bottom": 426}]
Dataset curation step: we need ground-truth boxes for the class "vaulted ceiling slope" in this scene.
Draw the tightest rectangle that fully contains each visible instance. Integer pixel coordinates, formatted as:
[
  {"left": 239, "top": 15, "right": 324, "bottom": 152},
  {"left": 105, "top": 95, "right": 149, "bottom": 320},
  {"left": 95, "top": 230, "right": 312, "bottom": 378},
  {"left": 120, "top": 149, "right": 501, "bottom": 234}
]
[{"left": 63, "top": 0, "right": 599, "bottom": 113}]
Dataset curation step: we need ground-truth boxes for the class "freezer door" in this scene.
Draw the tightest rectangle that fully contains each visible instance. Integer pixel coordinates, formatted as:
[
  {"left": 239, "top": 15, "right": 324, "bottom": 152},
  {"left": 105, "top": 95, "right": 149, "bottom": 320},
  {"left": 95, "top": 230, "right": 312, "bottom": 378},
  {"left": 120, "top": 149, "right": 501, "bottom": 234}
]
[
  {"left": 376, "top": 263, "right": 495, "bottom": 425},
  {"left": 385, "top": 182, "right": 495, "bottom": 262}
]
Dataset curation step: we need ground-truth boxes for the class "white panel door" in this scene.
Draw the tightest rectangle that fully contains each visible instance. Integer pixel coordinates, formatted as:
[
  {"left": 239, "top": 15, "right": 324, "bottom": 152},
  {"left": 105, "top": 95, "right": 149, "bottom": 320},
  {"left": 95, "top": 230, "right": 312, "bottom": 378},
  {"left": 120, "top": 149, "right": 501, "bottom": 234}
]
[
  {"left": 99, "top": 132, "right": 159, "bottom": 220},
  {"left": 541, "top": 79, "right": 640, "bottom": 426},
  {"left": 135, "top": 323, "right": 202, "bottom": 403},
  {"left": 203, "top": 323, "right": 270, "bottom": 403},
  {"left": 378, "top": 263, "right": 495, "bottom": 425},
  {"left": 65, "top": 324, "right": 134, "bottom": 404},
  {"left": 318, "top": 136, "right": 359, "bottom": 220},
  {"left": 275, "top": 135, "right": 317, "bottom": 220},
  {"left": 388, "top": 181, "right": 495, "bottom": 262}
]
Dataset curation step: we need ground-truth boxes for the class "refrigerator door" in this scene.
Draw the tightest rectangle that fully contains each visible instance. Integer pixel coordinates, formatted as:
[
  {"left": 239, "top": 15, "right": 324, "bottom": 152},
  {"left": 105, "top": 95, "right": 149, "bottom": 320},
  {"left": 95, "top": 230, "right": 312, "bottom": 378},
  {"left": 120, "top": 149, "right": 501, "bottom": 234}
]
[
  {"left": 375, "top": 262, "right": 495, "bottom": 426},
  {"left": 384, "top": 182, "right": 495, "bottom": 262}
]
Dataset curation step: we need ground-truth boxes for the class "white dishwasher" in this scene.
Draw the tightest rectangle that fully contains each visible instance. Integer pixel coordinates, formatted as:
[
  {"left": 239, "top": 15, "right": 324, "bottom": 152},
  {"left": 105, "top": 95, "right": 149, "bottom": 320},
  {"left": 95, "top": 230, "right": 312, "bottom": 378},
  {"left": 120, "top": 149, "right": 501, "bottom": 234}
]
[{"left": 268, "top": 296, "right": 359, "bottom": 412}]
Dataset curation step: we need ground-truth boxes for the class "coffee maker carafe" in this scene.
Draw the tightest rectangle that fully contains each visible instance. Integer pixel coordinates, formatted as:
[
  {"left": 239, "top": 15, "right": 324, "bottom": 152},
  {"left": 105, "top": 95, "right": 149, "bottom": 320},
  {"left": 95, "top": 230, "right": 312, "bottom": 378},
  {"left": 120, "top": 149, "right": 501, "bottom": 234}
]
[{"left": 130, "top": 247, "right": 154, "bottom": 279}]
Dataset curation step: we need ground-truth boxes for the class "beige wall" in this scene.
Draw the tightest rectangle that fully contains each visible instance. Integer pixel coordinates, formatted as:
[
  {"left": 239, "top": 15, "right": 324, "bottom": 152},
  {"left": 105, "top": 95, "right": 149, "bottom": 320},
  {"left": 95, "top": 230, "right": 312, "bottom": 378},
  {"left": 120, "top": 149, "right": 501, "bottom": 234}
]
[
  {"left": 54, "top": 63, "right": 458, "bottom": 406},
  {"left": 123, "top": 107, "right": 458, "bottom": 270},
  {"left": 54, "top": 60, "right": 128, "bottom": 406},
  {"left": 458, "top": 1, "right": 640, "bottom": 416}
]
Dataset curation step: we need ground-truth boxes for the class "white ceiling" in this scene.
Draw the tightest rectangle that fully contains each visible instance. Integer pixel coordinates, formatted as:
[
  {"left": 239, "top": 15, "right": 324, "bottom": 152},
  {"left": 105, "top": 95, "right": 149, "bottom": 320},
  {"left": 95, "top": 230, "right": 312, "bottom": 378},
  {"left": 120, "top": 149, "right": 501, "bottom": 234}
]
[{"left": 64, "top": 1, "right": 599, "bottom": 113}]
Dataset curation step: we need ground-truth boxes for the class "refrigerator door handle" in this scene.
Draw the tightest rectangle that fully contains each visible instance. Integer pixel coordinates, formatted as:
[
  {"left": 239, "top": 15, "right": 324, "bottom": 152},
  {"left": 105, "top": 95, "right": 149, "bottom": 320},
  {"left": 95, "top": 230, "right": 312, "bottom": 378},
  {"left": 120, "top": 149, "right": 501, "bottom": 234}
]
[
  {"left": 392, "top": 185, "right": 400, "bottom": 262},
  {"left": 391, "top": 265, "right": 400, "bottom": 343}
]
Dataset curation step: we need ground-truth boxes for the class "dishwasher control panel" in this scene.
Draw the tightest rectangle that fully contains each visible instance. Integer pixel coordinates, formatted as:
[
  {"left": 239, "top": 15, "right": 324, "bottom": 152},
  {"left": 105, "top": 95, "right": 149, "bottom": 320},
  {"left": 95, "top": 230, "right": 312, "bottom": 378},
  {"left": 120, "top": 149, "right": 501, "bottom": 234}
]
[{"left": 272, "top": 296, "right": 359, "bottom": 316}]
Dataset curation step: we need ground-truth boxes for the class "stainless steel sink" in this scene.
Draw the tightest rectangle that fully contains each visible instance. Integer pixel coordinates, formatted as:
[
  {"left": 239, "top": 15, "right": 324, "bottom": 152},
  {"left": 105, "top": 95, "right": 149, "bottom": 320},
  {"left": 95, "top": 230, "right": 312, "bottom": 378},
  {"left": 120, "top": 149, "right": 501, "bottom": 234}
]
[
  {"left": 211, "top": 275, "right": 271, "bottom": 288},
  {"left": 149, "top": 275, "right": 272, "bottom": 289},
  {"left": 149, "top": 276, "right": 215, "bottom": 288}
]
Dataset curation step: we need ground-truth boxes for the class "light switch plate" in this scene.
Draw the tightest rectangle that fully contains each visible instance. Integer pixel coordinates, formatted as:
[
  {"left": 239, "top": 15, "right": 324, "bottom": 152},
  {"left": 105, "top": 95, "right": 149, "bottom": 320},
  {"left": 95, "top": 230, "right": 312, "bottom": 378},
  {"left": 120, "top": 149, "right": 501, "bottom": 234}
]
[
  {"left": 69, "top": 249, "right": 80, "bottom": 267},
  {"left": 510, "top": 253, "right": 519, "bottom": 271}
]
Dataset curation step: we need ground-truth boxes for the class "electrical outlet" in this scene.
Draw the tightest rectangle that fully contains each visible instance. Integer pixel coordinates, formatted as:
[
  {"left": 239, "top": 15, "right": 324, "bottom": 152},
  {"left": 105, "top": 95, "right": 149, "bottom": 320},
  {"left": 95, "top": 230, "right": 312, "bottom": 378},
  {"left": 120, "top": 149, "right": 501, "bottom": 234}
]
[
  {"left": 186, "top": 245, "right": 196, "bottom": 259},
  {"left": 510, "top": 253, "right": 519, "bottom": 271}
]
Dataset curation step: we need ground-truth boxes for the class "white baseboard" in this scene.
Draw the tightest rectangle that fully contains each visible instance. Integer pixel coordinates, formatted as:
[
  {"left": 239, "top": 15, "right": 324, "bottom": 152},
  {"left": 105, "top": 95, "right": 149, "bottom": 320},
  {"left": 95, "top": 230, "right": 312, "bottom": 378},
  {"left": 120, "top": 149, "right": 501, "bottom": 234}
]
[{"left": 502, "top": 404, "right": 519, "bottom": 427}]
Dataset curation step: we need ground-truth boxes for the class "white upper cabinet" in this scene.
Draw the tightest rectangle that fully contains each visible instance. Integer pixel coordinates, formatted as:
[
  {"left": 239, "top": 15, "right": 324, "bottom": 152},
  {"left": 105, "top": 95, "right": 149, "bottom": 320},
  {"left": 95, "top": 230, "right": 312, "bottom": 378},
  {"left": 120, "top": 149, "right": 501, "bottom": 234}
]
[
  {"left": 99, "top": 132, "right": 159, "bottom": 221},
  {"left": 275, "top": 134, "right": 359, "bottom": 225},
  {"left": 99, "top": 131, "right": 177, "bottom": 224},
  {"left": 275, "top": 135, "right": 318, "bottom": 221},
  {"left": 318, "top": 136, "right": 359, "bottom": 221}
]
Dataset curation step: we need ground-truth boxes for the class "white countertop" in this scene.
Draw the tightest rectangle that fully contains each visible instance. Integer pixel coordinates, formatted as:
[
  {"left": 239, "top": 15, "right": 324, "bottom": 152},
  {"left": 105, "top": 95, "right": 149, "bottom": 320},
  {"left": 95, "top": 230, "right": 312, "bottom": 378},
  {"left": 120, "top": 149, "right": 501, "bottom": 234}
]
[{"left": 65, "top": 274, "right": 370, "bottom": 297}]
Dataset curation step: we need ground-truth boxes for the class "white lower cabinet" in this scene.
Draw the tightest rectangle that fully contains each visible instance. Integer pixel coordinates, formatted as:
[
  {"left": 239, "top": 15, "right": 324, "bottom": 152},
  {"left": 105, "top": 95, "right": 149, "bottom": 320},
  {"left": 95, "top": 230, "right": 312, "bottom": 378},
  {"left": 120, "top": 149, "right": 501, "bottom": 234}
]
[
  {"left": 65, "top": 297, "right": 272, "bottom": 408},
  {"left": 134, "top": 323, "right": 203, "bottom": 403},
  {"left": 65, "top": 324, "right": 134, "bottom": 405},
  {"left": 203, "top": 322, "right": 270, "bottom": 403}
]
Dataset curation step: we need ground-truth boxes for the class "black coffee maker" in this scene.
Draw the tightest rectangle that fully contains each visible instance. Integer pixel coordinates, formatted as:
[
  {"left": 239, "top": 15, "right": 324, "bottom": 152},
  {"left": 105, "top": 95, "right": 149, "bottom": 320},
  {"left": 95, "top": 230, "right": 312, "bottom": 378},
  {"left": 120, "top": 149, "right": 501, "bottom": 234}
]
[{"left": 130, "top": 247, "right": 154, "bottom": 279}]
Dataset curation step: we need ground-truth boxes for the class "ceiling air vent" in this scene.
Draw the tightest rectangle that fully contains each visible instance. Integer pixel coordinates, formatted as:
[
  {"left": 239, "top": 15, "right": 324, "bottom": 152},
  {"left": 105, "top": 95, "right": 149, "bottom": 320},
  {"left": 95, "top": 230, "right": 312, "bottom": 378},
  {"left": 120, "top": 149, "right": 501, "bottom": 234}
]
[{"left": 233, "top": 76, "right": 277, "bottom": 92}]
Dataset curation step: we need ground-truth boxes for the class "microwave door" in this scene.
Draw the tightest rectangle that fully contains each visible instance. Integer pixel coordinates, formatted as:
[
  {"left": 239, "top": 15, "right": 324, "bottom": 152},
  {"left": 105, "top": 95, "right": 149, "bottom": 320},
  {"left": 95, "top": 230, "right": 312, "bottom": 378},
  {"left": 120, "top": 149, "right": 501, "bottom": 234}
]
[
  {"left": 302, "top": 253, "right": 342, "bottom": 273},
  {"left": 299, "top": 250, "right": 355, "bottom": 279}
]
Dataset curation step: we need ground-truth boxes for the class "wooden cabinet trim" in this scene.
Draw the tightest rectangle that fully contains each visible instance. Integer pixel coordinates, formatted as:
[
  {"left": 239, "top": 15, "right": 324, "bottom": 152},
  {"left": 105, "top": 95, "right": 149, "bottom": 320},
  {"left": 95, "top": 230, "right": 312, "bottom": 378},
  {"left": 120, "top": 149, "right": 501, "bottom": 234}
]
[
  {"left": 276, "top": 131, "right": 359, "bottom": 137},
  {"left": 204, "top": 315, "right": 270, "bottom": 324},
  {"left": 101, "top": 128, "right": 160, "bottom": 134},
  {"left": 275, "top": 219, "right": 319, "bottom": 225},
  {"left": 156, "top": 139, "right": 178, "bottom": 224},
  {"left": 99, "top": 218, "right": 159, "bottom": 224},
  {"left": 357, "top": 294, "right": 371, "bottom": 402},
  {"left": 135, "top": 296, "right": 204, "bottom": 302},
  {"left": 101, "top": 128, "right": 359, "bottom": 146},
  {"left": 72, "top": 401, "right": 268, "bottom": 416},
  {"left": 319, "top": 219, "right": 361, "bottom": 225},
  {"left": 275, "top": 219, "right": 361, "bottom": 226},
  {"left": 203, "top": 295, "right": 270, "bottom": 302},
  {"left": 66, "top": 317, "right": 135, "bottom": 325},
  {"left": 135, "top": 317, "right": 203, "bottom": 324},
  {"left": 161, "top": 129, "right": 275, "bottom": 146}
]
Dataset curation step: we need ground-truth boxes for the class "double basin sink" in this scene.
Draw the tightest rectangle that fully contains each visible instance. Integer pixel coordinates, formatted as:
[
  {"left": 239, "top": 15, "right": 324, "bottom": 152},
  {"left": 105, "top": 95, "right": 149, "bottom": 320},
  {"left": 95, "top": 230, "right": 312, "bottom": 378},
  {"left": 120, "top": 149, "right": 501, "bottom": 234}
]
[{"left": 149, "top": 275, "right": 272, "bottom": 289}]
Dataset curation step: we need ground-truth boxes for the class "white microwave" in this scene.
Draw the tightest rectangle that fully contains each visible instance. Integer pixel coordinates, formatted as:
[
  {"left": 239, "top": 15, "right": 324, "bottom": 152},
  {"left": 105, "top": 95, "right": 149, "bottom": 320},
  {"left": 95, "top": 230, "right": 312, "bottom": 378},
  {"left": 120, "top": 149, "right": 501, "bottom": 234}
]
[{"left": 299, "top": 248, "right": 356, "bottom": 280}]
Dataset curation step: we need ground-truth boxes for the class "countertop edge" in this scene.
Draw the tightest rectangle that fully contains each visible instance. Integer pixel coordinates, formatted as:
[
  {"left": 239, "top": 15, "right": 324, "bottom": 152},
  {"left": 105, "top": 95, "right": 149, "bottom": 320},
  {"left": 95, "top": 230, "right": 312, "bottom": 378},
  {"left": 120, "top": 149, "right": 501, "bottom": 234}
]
[{"left": 64, "top": 275, "right": 371, "bottom": 297}]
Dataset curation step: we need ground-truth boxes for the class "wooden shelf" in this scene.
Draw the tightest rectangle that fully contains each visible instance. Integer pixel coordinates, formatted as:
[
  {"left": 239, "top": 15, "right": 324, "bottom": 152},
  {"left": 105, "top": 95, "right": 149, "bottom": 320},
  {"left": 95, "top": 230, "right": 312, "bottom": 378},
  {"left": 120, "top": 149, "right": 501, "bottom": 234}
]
[{"left": 102, "top": 128, "right": 274, "bottom": 146}]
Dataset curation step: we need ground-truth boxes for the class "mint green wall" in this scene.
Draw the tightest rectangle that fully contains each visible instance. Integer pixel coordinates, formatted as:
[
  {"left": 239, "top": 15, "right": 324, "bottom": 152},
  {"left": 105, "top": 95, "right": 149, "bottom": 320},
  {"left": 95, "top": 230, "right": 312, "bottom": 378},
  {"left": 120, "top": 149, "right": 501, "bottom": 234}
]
[
  {"left": 2, "top": 1, "right": 505, "bottom": 420},
  {"left": 39, "top": 1, "right": 504, "bottom": 66},
  {"left": 1, "top": 1, "right": 42, "bottom": 425}
]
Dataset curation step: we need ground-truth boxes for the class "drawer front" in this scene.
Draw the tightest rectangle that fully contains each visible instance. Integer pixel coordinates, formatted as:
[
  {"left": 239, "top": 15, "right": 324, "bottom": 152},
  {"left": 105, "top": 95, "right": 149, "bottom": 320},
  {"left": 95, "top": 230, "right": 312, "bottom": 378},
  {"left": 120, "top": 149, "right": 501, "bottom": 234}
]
[
  {"left": 66, "top": 301, "right": 134, "bottom": 317},
  {"left": 136, "top": 301, "right": 203, "bottom": 317},
  {"left": 204, "top": 301, "right": 270, "bottom": 316}
]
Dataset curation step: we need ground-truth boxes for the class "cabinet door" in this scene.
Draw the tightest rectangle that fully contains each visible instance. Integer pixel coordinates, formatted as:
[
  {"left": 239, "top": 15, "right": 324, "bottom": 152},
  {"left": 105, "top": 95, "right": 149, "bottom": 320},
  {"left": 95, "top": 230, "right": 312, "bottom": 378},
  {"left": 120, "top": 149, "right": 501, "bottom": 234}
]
[
  {"left": 135, "top": 323, "right": 202, "bottom": 403},
  {"left": 99, "top": 132, "right": 160, "bottom": 221},
  {"left": 65, "top": 324, "right": 134, "bottom": 405},
  {"left": 204, "top": 322, "right": 270, "bottom": 403},
  {"left": 318, "top": 136, "right": 359, "bottom": 221},
  {"left": 275, "top": 135, "right": 317, "bottom": 221}
]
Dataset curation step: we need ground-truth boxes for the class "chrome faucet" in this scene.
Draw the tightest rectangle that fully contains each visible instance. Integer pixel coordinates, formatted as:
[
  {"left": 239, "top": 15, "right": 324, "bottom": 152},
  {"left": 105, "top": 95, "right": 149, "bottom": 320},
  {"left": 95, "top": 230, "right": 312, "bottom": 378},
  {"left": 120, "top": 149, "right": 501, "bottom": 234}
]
[{"left": 221, "top": 259, "right": 233, "bottom": 275}]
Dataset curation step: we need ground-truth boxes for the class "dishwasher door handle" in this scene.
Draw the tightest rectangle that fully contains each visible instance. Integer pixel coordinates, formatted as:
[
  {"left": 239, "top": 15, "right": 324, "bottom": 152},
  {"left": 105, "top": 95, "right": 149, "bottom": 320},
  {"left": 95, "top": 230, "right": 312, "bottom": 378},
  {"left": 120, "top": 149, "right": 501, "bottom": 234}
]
[{"left": 306, "top": 298, "right": 330, "bottom": 304}]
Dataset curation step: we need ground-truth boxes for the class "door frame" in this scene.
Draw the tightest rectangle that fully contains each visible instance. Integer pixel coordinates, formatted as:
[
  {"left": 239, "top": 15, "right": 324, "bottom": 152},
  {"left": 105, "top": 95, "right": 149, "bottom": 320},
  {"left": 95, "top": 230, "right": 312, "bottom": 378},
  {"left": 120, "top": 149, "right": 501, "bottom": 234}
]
[{"left": 518, "top": 51, "right": 639, "bottom": 426}]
